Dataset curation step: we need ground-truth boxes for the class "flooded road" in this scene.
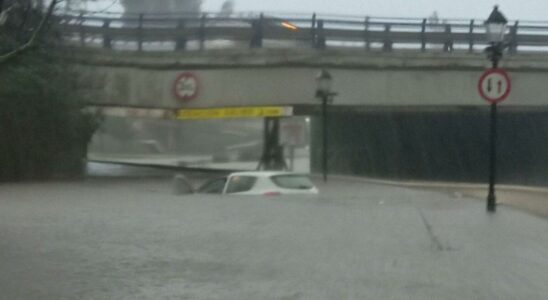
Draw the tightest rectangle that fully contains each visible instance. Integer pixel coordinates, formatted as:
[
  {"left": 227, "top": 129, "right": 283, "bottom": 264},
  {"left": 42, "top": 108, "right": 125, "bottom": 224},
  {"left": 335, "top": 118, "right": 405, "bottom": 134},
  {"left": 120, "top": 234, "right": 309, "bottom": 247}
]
[{"left": 1, "top": 166, "right": 548, "bottom": 299}]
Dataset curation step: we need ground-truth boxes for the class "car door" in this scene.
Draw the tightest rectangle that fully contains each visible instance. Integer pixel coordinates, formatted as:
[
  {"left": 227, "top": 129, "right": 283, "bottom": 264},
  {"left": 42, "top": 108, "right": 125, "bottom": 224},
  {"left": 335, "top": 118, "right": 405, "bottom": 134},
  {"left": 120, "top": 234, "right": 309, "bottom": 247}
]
[
  {"left": 196, "top": 177, "right": 227, "bottom": 194},
  {"left": 224, "top": 175, "right": 259, "bottom": 195}
]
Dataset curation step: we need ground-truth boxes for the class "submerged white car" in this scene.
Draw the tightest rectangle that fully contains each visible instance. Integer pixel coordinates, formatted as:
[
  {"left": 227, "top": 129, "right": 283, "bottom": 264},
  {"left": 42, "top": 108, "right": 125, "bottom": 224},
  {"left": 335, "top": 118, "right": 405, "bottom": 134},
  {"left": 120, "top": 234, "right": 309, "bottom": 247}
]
[{"left": 196, "top": 171, "right": 319, "bottom": 196}]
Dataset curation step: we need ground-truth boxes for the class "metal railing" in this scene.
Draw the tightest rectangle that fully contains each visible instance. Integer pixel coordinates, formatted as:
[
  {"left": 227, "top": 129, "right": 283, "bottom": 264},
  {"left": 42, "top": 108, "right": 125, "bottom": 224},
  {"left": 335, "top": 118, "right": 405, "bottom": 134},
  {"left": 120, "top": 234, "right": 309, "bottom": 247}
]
[{"left": 55, "top": 12, "right": 548, "bottom": 53}]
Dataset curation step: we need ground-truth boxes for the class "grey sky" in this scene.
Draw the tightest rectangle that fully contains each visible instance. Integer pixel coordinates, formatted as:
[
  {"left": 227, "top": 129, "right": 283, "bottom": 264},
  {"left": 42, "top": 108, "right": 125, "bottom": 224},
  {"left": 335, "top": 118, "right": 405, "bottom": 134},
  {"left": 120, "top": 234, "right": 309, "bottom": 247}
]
[
  {"left": 202, "top": 0, "right": 546, "bottom": 20},
  {"left": 89, "top": 0, "right": 547, "bottom": 21}
]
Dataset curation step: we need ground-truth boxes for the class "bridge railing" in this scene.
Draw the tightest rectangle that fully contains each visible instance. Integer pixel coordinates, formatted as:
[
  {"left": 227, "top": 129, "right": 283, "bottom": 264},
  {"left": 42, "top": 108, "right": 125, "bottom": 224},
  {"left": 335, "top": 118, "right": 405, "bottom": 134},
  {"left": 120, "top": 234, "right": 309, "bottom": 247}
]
[{"left": 56, "top": 13, "right": 548, "bottom": 53}]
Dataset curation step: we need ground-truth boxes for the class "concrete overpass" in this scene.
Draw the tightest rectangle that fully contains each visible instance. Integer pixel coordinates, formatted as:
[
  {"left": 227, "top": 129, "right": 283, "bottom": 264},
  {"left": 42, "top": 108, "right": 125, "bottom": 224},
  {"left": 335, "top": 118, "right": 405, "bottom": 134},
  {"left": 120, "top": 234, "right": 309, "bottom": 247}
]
[
  {"left": 56, "top": 12, "right": 548, "bottom": 110},
  {"left": 59, "top": 12, "right": 548, "bottom": 185},
  {"left": 75, "top": 48, "right": 548, "bottom": 110}
]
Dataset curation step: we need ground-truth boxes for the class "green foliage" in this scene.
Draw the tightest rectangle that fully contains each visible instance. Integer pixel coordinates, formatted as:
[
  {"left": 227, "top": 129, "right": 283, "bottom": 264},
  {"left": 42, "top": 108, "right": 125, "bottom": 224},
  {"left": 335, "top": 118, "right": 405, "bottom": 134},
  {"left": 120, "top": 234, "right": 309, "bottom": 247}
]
[{"left": 0, "top": 33, "right": 99, "bottom": 181}]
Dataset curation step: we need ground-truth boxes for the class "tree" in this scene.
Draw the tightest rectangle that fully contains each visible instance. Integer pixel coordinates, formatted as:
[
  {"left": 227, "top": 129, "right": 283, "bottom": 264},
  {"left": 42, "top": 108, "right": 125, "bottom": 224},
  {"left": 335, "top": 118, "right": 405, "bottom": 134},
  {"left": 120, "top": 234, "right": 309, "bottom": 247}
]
[
  {"left": 218, "top": 0, "right": 234, "bottom": 17},
  {"left": 0, "top": 0, "right": 99, "bottom": 181},
  {"left": 0, "top": 0, "right": 58, "bottom": 64}
]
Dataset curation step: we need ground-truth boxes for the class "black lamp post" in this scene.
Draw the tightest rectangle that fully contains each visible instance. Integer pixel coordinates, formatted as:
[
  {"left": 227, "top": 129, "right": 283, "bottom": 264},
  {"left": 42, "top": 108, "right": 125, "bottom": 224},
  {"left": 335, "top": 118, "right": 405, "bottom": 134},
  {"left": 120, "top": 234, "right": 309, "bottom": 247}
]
[
  {"left": 485, "top": 6, "right": 508, "bottom": 68},
  {"left": 315, "top": 70, "right": 337, "bottom": 183},
  {"left": 484, "top": 6, "right": 508, "bottom": 213}
]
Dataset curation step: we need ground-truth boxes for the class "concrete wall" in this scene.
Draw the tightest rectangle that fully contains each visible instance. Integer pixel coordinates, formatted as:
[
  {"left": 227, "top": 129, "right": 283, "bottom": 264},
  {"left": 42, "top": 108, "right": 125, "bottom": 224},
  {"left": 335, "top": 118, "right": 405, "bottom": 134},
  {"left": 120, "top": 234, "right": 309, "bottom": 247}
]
[{"left": 75, "top": 49, "right": 548, "bottom": 109}]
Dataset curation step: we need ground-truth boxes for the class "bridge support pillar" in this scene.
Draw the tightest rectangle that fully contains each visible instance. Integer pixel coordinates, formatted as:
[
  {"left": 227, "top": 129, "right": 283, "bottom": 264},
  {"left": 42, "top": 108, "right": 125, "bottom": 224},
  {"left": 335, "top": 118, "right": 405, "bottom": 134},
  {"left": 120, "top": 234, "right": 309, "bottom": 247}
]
[{"left": 257, "top": 117, "right": 287, "bottom": 171}]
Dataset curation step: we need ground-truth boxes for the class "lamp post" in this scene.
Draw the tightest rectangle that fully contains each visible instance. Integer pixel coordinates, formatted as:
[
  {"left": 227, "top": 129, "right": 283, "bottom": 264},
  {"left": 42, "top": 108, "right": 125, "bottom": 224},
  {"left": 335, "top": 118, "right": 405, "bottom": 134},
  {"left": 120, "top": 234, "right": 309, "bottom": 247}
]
[
  {"left": 484, "top": 6, "right": 508, "bottom": 213},
  {"left": 315, "top": 70, "right": 337, "bottom": 183}
]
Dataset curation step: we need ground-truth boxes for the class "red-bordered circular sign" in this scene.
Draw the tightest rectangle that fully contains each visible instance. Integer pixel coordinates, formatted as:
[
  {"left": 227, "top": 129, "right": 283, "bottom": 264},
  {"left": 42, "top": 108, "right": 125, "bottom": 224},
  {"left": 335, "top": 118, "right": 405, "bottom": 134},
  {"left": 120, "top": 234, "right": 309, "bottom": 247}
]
[
  {"left": 173, "top": 72, "right": 199, "bottom": 102},
  {"left": 478, "top": 69, "right": 511, "bottom": 104}
]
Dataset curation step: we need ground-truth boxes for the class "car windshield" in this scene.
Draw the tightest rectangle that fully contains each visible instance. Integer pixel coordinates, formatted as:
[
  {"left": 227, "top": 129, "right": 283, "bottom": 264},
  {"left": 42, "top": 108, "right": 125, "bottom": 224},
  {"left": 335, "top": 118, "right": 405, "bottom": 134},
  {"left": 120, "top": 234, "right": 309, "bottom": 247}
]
[{"left": 271, "top": 174, "right": 314, "bottom": 189}]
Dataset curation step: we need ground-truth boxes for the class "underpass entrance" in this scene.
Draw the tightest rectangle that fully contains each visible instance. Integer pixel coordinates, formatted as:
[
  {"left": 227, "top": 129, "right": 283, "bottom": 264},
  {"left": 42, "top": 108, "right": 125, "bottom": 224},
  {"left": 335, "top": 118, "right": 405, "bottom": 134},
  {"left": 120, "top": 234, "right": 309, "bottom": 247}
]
[{"left": 87, "top": 106, "right": 311, "bottom": 173}]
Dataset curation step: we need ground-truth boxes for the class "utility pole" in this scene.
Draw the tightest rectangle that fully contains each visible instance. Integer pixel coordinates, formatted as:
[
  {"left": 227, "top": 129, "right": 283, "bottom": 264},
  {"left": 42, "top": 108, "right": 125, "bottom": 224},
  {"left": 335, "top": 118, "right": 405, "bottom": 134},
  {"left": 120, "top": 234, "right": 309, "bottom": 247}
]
[{"left": 315, "top": 70, "right": 337, "bottom": 183}]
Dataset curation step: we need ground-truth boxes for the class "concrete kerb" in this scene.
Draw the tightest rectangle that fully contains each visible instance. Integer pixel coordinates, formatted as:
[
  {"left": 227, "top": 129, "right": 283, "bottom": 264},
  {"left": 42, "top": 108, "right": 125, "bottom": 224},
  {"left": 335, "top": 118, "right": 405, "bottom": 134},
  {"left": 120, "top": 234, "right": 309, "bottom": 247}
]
[
  {"left": 312, "top": 173, "right": 548, "bottom": 195},
  {"left": 312, "top": 173, "right": 548, "bottom": 218}
]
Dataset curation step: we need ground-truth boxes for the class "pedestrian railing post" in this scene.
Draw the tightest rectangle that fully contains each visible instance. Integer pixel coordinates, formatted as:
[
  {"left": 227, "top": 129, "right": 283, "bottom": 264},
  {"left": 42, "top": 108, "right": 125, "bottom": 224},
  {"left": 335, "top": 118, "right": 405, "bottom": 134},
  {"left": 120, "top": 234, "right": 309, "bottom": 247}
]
[
  {"left": 311, "top": 13, "right": 317, "bottom": 48},
  {"left": 315, "top": 19, "right": 326, "bottom": 49},
  {"left": 78, "top": 12, "right": 86, "bottom": 47},
  {"left": 102, "top": 19, "right": 112, "bottom": 49},
  {"left": 421, "top": 18, "right": 427, "bottom": 52},
  {"left": 383, "top": 24, "right": 392, "bottom": 52},
  {"left": 250, "top": 13, "right": 264, "bottom": 48},
  {"left": 199, "top": 13, "right": 206, "bottom": 51},
  {"left": 365, "top": 16, "right": 370, "bottom": 51},
  {"left": 137, "top": 13, "right": 144, "bottom": 52},
  {"left": 509, "top": 21, "right": 519, "bottom": 54},
  {"left": 175, "top": 19, "right": 187, "bottom": 51},
  {"left": 468, "top": 19, "right": 475, "bottom": 53}
]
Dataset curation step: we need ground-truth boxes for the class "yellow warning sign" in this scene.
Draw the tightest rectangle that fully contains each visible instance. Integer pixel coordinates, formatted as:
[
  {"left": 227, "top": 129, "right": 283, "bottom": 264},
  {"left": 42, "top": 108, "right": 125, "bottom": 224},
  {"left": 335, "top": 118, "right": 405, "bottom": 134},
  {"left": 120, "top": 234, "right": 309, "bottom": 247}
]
[{"left": 177, "top": 106, "right": 293, "bottom": 120}]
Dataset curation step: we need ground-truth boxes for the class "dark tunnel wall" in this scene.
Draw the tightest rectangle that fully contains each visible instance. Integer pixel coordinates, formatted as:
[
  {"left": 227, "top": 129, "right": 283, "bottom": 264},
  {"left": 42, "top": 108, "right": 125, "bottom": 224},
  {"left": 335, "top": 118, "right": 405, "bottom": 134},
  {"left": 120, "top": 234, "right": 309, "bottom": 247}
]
[{"left": 310, "top": 109, "right": 548, "bottom": 186}]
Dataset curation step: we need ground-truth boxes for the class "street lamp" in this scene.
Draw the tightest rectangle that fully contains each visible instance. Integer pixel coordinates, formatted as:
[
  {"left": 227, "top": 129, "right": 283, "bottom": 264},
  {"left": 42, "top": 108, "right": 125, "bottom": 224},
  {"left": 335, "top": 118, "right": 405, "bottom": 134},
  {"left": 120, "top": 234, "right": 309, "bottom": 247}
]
[
  {"left": 485, "top": 5, "right": 508, "bottom": 68},
  {"left": 315, "top": 69, "right": 337, "bottom": 183},
  {"left": 484, "top": 6, "right": 508, "bottom": 213}
]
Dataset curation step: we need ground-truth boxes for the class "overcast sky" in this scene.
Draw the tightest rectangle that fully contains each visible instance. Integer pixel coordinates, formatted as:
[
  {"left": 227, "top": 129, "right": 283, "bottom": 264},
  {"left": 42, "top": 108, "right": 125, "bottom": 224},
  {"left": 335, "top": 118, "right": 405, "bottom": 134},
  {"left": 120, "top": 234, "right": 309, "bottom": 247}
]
[
  {"left": 90, "top": 0, "right": 548, "bottom": 21},
  {"left": 203, "top": 0, "right": 546, "bottom": 20}
]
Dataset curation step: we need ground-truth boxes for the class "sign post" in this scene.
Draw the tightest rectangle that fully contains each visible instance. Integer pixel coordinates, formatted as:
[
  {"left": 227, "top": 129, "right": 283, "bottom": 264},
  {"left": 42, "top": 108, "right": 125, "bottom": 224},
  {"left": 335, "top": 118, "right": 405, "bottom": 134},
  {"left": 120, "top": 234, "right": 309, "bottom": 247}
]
[{"left": 478, "top": 68, "right": 511, "bottom": 212}]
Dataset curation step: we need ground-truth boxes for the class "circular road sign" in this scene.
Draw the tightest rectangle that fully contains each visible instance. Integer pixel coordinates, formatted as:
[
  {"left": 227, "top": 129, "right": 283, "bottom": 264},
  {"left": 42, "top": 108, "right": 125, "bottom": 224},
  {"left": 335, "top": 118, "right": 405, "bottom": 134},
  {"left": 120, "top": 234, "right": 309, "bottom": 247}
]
[
  {"left": 173, "top": 72, "right": 199, "bottom": 101},
  {"left": 478, "top": 69, "right": 511, "bottom": 104}
]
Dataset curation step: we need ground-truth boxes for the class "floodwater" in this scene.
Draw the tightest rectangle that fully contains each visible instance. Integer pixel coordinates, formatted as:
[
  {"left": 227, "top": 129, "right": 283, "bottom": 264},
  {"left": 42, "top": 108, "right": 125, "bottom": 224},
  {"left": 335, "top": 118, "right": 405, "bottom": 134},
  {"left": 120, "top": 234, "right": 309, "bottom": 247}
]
[{"left": 1, "top": 167, "right": 548, "bottom": 299}]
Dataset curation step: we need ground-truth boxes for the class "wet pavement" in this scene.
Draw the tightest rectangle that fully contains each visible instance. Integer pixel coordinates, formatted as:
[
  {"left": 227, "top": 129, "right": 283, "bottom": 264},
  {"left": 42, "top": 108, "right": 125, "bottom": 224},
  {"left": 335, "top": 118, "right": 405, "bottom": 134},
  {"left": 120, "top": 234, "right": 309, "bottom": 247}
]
[{"left": 1, "top": 168, "right": 548, "bottom": 299}]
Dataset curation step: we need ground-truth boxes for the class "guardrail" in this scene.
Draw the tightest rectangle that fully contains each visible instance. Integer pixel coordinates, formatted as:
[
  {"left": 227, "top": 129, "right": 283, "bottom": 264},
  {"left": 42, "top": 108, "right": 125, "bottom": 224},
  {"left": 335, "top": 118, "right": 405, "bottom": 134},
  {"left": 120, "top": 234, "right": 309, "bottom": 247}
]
[{"left": 56, "top": 12, "right": 548, "bottom": 53}]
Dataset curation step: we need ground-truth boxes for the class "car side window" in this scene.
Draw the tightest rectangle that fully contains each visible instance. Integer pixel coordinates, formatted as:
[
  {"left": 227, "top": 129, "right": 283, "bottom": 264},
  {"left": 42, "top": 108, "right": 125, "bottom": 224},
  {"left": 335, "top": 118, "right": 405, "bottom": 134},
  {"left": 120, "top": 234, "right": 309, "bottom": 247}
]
[
  {"left": 197, "top": 178, "right": 227, "bottom": 194},
  {"left": 270, "top": 175, "right": 314, "bottom": 190},
  {"left": 225, "top": 176, "right": 257, "bottom": 194}
]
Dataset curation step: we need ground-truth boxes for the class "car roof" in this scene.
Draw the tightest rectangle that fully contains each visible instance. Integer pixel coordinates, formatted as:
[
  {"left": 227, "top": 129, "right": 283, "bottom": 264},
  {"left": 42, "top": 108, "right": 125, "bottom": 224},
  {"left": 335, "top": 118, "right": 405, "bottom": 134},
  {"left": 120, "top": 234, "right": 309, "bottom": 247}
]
[{"left": 229, "top": 171, "right": 309, "bottom": 178}]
